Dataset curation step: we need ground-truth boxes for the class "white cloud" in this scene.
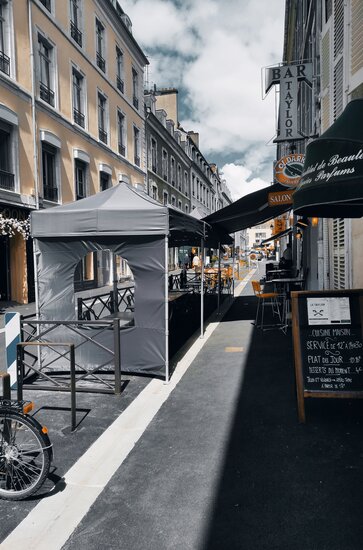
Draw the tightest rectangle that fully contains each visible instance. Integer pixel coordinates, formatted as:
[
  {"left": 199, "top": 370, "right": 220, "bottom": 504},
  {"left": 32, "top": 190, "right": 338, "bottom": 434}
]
[
  {"left": 220, "top": 163, "right": 271, "bottom": 201},
  {"left": 121, "top": 0, "right": 285, "bottom": 198}
]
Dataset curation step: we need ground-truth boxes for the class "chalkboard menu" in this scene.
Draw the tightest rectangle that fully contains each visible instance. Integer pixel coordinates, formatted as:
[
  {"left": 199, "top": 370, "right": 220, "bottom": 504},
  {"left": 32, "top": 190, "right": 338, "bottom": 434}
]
[{"left": 291, "top": 289, "right": 363, "bottom": 423}]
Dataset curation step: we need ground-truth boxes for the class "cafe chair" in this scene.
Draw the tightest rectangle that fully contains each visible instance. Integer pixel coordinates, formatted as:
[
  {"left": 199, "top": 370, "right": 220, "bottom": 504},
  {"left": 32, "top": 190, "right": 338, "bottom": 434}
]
[{"left": 251, "top": 280, "right": 281, "bottom": 330}]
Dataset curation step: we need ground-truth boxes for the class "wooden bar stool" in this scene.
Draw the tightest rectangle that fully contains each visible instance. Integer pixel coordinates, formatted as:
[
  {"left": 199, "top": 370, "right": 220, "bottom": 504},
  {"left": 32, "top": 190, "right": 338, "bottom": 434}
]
[{"left": 251, "top": 280, "right": 281, "bottom": 329}]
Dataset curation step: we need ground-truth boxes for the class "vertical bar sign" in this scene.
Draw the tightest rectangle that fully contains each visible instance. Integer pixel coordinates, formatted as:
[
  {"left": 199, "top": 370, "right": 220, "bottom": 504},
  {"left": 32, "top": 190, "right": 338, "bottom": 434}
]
[{"left": 5, "top": 312, "right": 21, "bottom": 388}]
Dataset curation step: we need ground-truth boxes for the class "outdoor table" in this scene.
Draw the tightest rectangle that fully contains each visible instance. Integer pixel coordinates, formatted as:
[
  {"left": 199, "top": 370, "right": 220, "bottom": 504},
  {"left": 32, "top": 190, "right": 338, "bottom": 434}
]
[
  {"left": 268, "top": 277, "right": 306, "bottom": 330},
  {"left": 103, "top": 310, "right": 134, "bottom": 327}
]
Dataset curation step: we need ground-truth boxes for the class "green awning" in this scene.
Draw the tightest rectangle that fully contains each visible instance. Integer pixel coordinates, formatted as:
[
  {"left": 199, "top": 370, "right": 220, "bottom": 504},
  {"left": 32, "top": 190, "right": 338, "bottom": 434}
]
[{"left": 293, "top": 99, "right": 363, "bottom": 218}]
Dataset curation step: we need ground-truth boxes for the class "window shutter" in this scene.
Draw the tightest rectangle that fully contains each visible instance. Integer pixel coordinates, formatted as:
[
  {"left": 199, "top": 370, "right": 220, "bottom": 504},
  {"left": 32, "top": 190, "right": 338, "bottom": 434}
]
[
  {"left": 333, "top": 0, "right": 344, "bottom": 57},
  {"left": 332, "top": 218, "right": 346, "bottom": 289},
  {"left": 351, "top": 0, "right": 363, "bottom": 75}
]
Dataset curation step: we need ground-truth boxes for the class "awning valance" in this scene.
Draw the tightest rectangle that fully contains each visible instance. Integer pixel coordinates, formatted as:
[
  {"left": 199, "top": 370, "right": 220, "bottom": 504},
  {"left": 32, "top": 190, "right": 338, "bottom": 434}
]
[
  {"left": 204, "top": 183, "right": 291, "bottom": 233},
  {"left": 260, "top": 227, "right": 292, "bottom": 244},
  {"left": 293, "top": 99, "right": 363, "bottom": 218}
]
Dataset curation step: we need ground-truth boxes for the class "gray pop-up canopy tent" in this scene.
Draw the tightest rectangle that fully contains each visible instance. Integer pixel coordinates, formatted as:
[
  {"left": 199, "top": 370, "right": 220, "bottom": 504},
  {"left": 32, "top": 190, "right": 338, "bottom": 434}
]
[{"left": 31, "top": 183, "right": 207, "bottom": 380}]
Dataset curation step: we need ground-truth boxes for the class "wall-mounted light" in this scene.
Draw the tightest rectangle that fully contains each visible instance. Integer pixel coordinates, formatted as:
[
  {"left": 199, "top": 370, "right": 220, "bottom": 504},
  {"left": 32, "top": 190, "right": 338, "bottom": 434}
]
[{"left": 311, "top": 217, "right": 319, "bottom": 227}]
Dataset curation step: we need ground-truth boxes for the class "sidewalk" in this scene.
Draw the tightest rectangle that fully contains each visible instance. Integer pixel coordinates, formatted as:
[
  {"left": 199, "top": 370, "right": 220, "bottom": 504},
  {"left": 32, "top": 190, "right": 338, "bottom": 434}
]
[{"left": 2, "top": 280, "right": 363, "bottom": 549}]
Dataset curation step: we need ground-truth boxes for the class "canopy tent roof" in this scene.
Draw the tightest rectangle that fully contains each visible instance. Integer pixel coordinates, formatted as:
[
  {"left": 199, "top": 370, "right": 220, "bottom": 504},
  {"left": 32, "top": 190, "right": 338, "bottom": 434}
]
[
  {"left": 293, "top": 99, "right": 363, "bottom": 218},
  {"left": 203, "top": 183, "right": 291, "bottom": 233},
  {"left": 260, "top": 227, "right": 292, "bottom": 245},
  {"left": 31, "top": 182, "right": 206, "bottom": 244}
]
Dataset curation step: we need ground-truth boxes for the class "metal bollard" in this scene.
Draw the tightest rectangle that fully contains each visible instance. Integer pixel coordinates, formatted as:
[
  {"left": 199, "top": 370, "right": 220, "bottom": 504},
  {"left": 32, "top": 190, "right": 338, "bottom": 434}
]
[{"left": 0, "top": 372, "right": 11, "bottom": 400}]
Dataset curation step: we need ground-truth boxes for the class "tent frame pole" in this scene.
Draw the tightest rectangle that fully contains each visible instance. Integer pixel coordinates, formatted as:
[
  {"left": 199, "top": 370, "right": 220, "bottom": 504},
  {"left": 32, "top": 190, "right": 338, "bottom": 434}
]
[
  {"left": 165, "top": 236, "right": 169, "bottom": 383},
  {"left": 217, "top": 241, "right": 221, "bottom": 314},
  {"left": 232, "top": 240, "right": 235, "bottom": 297},
  {"left": 200, "top": 237, "right": 204, "bottom": 338}
]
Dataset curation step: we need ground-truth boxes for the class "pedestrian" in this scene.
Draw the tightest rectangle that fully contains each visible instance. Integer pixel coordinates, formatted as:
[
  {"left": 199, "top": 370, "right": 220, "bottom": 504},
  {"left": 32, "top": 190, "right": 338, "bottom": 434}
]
[
  {"left": 280, "top": 242, "right": 292, "bottom": 268},
  {"left": 192, "top": 254, "right": 201, "bottom": 272},
  {"left": 183, "top": 253, "right": 190, "bottom": 270}
]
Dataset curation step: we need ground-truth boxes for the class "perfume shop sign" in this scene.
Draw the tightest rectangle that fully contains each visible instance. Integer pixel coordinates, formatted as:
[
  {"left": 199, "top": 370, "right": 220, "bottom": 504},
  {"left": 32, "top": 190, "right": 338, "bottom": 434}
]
[
  {"left": 300, "top": 148, "right": 363, "bottom": 186},
  {"left": 265, "top": 63, "right": 313, "bottom": 143}
]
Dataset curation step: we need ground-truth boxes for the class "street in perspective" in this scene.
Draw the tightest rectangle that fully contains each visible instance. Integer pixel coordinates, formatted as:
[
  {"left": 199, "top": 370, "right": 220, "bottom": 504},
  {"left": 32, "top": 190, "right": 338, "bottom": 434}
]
[{"left": 1, "top": 0, "right": 363, "bottom": 549}]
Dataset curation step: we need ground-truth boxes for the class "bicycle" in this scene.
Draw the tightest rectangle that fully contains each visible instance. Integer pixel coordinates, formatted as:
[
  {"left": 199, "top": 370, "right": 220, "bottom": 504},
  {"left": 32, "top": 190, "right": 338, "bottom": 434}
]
[{"left": 0, "top": 399, "right": 53, "bottom": 500}]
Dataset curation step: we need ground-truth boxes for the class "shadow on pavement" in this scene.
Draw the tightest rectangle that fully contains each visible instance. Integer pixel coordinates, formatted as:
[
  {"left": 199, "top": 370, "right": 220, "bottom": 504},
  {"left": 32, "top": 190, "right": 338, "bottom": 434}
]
[{"left": 201, "top": 295, "right": 363, "bottom": 550}]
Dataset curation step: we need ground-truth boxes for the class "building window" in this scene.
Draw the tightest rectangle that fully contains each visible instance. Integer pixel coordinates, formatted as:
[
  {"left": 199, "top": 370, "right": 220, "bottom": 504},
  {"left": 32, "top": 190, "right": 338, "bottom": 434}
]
[
  {"left": 163, "top": 191, "right": 168, "bottom": 205},
  {"left": 41, "top": 142, "right": 58, "bottom": 202},
  {"left": 38, "top": 35, "right": 55, "bottom": 107},
  {"left": 133, "top": 126, "right": 140, "bottom": 166},
  {"left": 192, "top": 173, "right": 195, "bottom": 196},
  {"left": 39, "top": 0, "right": 51, "bottom": 11},
  {"left": 75, "top": 159, "right": 87, "bottom": 200},
  {"left": 0, "top": 121, "right": 15, "bottom": 192},
  {"left": 151, "top": 185, "right": 158, "bottom": 201},
  {"left": 0, "top": 4, "right": 10, "bottom": 76},
  {"left": 185, "top": 204, "right": 189, "bottom": 214},
  {"left": 117, "top": 110, "right": 125, "bottom": 156},
  {"left": 98, "top": 92, "right": 108, "bottom": 143},
  {"left": 177, "top": 164, "right": 181, "bottom": 190},
  {"left": 100, "top": 171, "right": 110, "bottom": 191},
  {"left": 162, "top": 149, "right": 168, "bottom": 181},
  {"left": 70, "top": 0, "right": 82, "bottom": 47},
  {"left": 116, "top": 46, "right": 124, "bottom": 93},
  {"left": 171, "top": 196, "right": 176, "bottom": 206},
  {"left": 72, "top": 68, "right": 85, "bottom": 128},
  {"left": 132, "top": 68, "right": 139, "bottom": 109},
  {"left": 184, "top": 171, "right": 188, "bottom": 195},
  {"left": 96, "top": 19, "right": 105, "bottom": 72},
  {"left": 178, "top": 200, "right": 182, "bottom": 210},
  {"left": 150, "top": 137, "right": 157, "bottom": 172},
  {"left": 170, "top": 157, "right": 175, "bottom": 185}
]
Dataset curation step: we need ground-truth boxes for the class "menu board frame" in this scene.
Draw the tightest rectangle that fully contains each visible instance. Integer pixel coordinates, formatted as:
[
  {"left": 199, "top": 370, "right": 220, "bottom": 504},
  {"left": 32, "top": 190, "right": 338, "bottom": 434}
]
[{"left": 291, "top": 289, "right": 363, "bottom": 423}]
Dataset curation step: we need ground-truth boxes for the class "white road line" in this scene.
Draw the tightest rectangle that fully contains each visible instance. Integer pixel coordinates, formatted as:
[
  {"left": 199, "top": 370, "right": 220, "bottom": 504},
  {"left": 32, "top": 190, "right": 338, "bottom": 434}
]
[{"left": 2, "top": 276, "right": 252, "bottom": 550}]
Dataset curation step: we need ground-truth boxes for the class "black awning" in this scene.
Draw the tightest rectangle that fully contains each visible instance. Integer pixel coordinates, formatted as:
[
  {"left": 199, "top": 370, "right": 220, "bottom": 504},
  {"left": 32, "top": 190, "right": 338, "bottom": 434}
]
[
  {"left": 293, "top": 99, "right": 363, "bottom": 218},
  {"left": 260, "top": 227, "right": 292, "bottom": 244},
  {"left": 204, "top": 183, "right": 291, "bottom": 233}
]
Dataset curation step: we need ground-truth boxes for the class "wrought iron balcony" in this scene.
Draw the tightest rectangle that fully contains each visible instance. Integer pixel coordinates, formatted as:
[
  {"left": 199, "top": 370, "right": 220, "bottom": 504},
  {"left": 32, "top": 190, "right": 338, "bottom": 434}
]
[
  {"left": 43, "top": 185, "right": 58, "bottom": 202},
  {"left": 0, "top": 51, "right": 10, "bottom": 76},
  {"left": 0, "top": 170, "right": 15, "bottom": 191},
  {"left": 133, "top": 96, "right": 139, "bottom": 109},
  {"left": 96, "top": 52, "right": 106, "bottom": 72},
  {"left": 116, "top": 76, "right": 124, "bottom": 93},
  {"left": 39, "top": 82, "right": 55, "bottom": 106},
  {"left": 73, "top": 108, "right": 85, "bottom": 128},
  {"left": 70, "top": 21, "right": 83, "bottom": 47},
  {"left": 118, "top": 143, "right": 125, "bottom": 156},
  {"left": 99, "top": 127, "right": 108, "bottom": 144}
]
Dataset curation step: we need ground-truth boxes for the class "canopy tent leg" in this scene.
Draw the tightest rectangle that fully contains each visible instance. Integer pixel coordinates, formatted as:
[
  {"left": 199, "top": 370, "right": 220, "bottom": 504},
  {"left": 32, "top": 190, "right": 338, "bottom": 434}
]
[
  {"left": 232, "top": 241, "right": 235, "bottom": 297},
  {"left": 165, "top": 236, "right": 169, "bottom": 383},
  {"left": 112, "top": 252, "right": 119, "bottom": 313},
  {"left": 217, "top": 242, "right": 221, "bottom": 314},
  {"left": 200, "top": 237, "right": 205, "bottom": 338}
]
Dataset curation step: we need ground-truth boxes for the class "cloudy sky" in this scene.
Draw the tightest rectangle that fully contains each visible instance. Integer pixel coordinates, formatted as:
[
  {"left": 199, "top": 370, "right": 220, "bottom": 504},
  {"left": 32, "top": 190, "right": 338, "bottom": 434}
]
[{"left": 121, "top": 0, "right": 285, "bottom": 200}]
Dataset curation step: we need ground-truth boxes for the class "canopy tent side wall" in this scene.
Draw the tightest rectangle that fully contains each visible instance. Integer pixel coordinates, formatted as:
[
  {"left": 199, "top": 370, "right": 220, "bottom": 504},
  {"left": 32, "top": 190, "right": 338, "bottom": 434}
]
[{"left": 34, "top": 235, "right": 167, "bottom": 376}]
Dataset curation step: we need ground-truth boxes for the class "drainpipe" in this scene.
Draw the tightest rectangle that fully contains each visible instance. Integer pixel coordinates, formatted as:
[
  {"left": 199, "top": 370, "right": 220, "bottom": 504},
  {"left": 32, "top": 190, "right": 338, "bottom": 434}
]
[{"left": 28, "top": 0, "right": 40, "bottom": 317}]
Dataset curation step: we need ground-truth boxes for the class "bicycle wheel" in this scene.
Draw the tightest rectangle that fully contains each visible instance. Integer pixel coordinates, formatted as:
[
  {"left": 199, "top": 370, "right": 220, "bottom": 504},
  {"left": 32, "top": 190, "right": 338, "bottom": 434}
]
[{"left": 0, "top": 411, "right": 51, "bottom": 500}]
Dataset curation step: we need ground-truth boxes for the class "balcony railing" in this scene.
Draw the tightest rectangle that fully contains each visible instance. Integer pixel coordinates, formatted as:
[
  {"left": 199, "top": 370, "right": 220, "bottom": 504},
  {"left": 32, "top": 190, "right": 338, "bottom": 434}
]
[
  {"left": 0, "top": 170, "right": 15, "bottom": 191},
  {"left": 116, "top": 76, "right": 124, "bottom": 93},
  {"left": 134, "top": 156, "right": 140, "bottom": 167},
  {"left": 133, "top": 96, "right": 139, "bottom": 109},
  {"left": 0, "top": 51, "right": 10, "bottom": 76},
  {"left": 73, "top": 108, "right": 85, "bottom": 128},
  {"left": 96, "top": 52, "right": 106, "bottom": 72},
  {"left": 118, "top": 143, "right": 125, "bottom": 156},
  {"left": 70, "top": 21, "right": 83, "bottom": 47},
  {"left": 99, "top": 127, "right": 108, "bottom": 144},
  {"left": 39, "top": 82, "right": 55, "bottom": 106},
  {"left": 43, "top": 185, "right": 58, "bottom": 202}
]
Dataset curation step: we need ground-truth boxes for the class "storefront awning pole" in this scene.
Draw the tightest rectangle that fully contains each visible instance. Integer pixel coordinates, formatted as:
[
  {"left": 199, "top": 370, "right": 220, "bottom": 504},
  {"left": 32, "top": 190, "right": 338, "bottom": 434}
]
[
  {"left": 232, "top": 240, "right": 235, "bottom": 297},
  {"left": 200, "top": 236, "right": 205, "bottom": 339},
  {"left": 165, "top": 236, "right": 169, "bottom": 383}
]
